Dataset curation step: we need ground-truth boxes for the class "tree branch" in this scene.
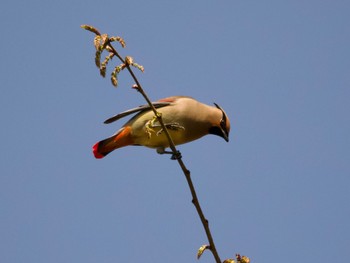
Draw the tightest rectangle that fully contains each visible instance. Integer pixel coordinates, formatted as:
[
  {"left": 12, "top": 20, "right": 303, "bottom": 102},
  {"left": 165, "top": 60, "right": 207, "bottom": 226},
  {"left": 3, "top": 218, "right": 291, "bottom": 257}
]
[
  {"left": 81, "top": 24, "right": 244, "bottom": 263},
  {"left": 108, "top": 41, "right": 221, "bottom": 263}
]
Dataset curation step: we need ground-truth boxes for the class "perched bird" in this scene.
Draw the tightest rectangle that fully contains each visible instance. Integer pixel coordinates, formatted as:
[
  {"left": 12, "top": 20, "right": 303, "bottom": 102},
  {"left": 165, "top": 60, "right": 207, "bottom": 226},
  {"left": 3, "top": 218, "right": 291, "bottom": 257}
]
[{"left": 93, "top": 96, "right": 230, "bottom": 159}]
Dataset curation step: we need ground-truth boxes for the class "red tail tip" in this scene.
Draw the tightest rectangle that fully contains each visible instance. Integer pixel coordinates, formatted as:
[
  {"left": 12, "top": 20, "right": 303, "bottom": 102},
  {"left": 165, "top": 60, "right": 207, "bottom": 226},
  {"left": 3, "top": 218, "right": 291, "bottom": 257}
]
[{"left": 93, "top": 142, "right": 105, "bottom": 159}]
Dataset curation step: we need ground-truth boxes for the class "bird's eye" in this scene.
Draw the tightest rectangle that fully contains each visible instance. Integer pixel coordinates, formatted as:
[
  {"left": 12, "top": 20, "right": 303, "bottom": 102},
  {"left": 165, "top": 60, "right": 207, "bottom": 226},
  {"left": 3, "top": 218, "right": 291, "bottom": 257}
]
[
  {"left": 220, "top": 112, "right": 227, "bottom": 128},
  {"left": 220, "top": 119, "right": 225, "bottom": 128},
  {"left": 214, "top": 102, "right": 227, "bottom": 129}
]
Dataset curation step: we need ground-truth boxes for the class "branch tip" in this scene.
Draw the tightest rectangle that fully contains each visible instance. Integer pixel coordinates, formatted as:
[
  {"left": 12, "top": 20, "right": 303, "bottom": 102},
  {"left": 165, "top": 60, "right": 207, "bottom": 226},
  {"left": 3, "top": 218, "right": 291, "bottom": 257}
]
[
  {"left": 81, "top": 24, "right": 100, "bottom": 35},
  {"left": 110, "top": 36, "right": 126, "bottom": 48}
]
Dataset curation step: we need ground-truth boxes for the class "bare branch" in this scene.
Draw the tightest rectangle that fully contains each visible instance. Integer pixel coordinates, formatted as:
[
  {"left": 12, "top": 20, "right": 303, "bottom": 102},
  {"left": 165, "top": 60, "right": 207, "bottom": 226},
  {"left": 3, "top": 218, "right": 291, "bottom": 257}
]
[{"left": 81, "top": 24, "right": 238, "bottom": 263}]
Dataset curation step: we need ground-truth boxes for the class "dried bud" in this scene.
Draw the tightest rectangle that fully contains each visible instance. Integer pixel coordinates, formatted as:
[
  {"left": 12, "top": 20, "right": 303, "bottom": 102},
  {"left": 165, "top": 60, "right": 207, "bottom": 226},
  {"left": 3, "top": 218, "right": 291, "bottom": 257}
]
[
  {"left": 95, "top": 50, "right": 101, "bottom": 68},
  {"left": 105, "top": 46, "right": 114, "bottom": 53},
  {"left": 99, "top": 52, "right": 114, "bottom": 77},
  {"left": 93, "top": 35, "right": 101, "bottom": 51},
  {"left": 110, "top": 36, "right": 126, "bottom": 48},
  {"left": 197, "top": 245, "right": 210, "bottom": 259},
  {"left": 132, "top": 62, "right": 145, "bottom": 72},
  {"left": 100, "top": 34, "right": 109, "bottom": 50},
  {"left": 111, "top": 72, "right": 118, "bottom": 87},
  {"left": 241, "top": 256, "right": 250, "bottom": 263},
  {"left": 100, "top": 64, "right": 106, "bottom": 77},
  {"left": 111, "top": 65, "right": 121, "bottom": 87},
  {"left": 236, "top": 254, "right": 250, "bottom": 263},
  {"left": 125, "top": 56, "right": 133, "bottom": 65}
]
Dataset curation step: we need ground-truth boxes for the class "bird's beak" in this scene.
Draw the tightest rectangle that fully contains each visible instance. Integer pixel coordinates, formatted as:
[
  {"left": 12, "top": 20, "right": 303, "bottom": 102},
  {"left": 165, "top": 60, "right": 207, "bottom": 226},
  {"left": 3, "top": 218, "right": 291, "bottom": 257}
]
[
  {"left": 221, "top": 128, "right": 229, "bottom": 142},
  {"left": 213, "top": 102, "right": 230, "bottom": 143}
]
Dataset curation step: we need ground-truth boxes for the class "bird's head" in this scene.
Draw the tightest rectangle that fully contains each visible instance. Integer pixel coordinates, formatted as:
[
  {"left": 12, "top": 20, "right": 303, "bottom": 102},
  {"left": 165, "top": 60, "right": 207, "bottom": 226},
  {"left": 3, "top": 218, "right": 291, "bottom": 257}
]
[{"left": 208, "top": 103, "right": 230, "bottom": 142}]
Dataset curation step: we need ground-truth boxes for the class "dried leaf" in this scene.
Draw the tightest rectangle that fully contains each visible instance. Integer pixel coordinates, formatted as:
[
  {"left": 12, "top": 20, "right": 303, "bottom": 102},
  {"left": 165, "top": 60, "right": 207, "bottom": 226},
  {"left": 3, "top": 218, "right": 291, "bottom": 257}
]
[
  {"left": 95, "top": 50, "right": 101, "bottom": 68},
  {"left": 110, "top": 36, "right": 126, "bottom": 48},
  {"left": 80, "top": 24, "right": 100, "bottom": 35},
  {"left": 197, "top": 244, "right": 210, "bottom": 259},
  {"left": 223, "top": 259, "right": 235, "bottom": 263}
]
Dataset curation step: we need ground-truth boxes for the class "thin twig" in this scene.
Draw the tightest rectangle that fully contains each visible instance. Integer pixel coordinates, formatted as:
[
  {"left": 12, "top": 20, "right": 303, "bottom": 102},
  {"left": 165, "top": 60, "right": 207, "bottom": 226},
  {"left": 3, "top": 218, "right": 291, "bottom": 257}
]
[
  {"left": 108, "top": 43, "right": 221, "bottom": 262},
  {"left": 124, "top": 63, "right": 222, "bottom": 263},
  {"left": 129, "top": 75, "right": 222, "bottom": 263},
  {"left": 83, "top": 26, "right": 222, "bottom": 263}
]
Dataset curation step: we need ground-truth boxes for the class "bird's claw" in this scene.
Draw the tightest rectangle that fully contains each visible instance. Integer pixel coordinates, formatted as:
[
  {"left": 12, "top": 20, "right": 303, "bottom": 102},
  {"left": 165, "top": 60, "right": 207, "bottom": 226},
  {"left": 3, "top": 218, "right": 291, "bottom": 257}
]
[
  {"left": 171, "top": 150, "right": 182, "bottom": 160},
  {"left": 157, "top": 148, "right": 182, "bottom": 160}
]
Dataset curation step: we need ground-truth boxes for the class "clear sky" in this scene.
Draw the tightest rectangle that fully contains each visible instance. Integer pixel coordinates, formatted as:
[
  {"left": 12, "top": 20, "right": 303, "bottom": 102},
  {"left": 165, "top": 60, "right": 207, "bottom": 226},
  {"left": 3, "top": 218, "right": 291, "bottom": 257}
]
[{"left": 1, "top": 1, "right": 349, "bottom": 262}]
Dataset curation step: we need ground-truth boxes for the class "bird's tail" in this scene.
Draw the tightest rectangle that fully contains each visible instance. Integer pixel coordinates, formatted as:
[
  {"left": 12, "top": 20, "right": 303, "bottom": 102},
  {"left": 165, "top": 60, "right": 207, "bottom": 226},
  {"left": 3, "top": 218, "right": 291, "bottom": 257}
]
[{"left": 93, "top": 126, "right": 133, "bottom": 159}]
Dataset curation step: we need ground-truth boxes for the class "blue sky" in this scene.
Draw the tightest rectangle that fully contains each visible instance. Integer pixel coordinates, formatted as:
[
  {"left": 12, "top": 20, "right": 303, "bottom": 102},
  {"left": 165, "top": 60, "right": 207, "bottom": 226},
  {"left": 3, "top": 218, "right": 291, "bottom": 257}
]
[{"left": 1, "top": 1, "right": 349, "bottom": 262}]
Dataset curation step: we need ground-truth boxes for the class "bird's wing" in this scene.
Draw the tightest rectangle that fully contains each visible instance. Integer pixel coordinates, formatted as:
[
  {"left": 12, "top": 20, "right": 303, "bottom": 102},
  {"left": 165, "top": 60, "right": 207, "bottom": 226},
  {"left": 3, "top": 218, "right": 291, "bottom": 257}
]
[{"left": 104, "top": 102, "right": 171, "bottom": 124}]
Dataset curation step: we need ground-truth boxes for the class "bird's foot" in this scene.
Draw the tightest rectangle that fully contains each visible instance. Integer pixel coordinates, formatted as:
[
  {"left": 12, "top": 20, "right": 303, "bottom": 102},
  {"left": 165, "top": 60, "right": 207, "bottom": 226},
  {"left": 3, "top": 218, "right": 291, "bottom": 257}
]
[
  {"left": 171, "top": 150, "right": 182, "bottom": 160},
  {"left": 156, "top": 148, "right": 182, "bottom": 160}
]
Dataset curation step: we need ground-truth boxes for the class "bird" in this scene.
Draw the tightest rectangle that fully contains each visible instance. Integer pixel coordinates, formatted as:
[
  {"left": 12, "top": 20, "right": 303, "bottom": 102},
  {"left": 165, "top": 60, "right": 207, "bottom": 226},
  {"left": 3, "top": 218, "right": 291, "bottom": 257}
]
[{"left": 93, "top": 96, "right": 230, "bottom": 159}]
